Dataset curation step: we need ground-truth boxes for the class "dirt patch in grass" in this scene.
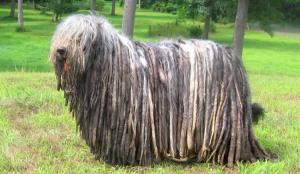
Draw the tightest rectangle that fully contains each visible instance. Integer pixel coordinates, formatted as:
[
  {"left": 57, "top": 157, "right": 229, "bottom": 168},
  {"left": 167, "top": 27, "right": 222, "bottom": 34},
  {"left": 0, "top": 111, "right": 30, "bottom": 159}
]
[
  {"left": 287, "top": 95, "right": 300, "bottom": 105},
  {"left": 4, "top": 143, "right": 38, "bottom": 173},
  {"left": 1, "top": 100, "right": 39, "bottom": 120},
  {"left": 0, "top": 100, "right": 39, "bottom": 140},
  {"left": 46, "top": 102, "right": 65, "bottom": 116},
  {"left": 1, "top": 98, "right": 64, "bottom": 117}
]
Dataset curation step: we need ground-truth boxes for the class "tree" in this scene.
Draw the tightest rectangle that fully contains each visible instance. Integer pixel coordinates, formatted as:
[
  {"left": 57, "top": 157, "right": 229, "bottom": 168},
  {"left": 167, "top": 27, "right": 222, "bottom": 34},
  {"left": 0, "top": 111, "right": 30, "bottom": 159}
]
[
  {"left": 91, "top": 0, "right": 96, "bottom": 14},
  {"left": 202, "top": 0, "right": 215, "bottom": 39},
  {"left": 248, "top": 0, "right": 283, "bottom": 36},
  {"left": 232, "top": 0, "right": 249, "bottom": 59},
  {"left": 138, "top": 0, "right": 141, "bottom": 8},
  {"left": 51, "top": 1, "right": 64, "bottom": 22},
  {"left": 33, "top": 0, "right": 36, "bottom": 9},
  {"left": 111, "top": 0, "right": 116, "bottom": 16},
  {"left": 281, "top": 0, "right": 300, "bottom": 23},
  {"left": 10, "top": 0, "right": 15, "bottom": 18},
  {"left": 18, "top": 0, "right": 24, "bottom": 31},
  {"left": 50, "top": 0, "right": 81, "bottom": 22},
  {"left": 183, "top": 0, "right": 215, "bottom": 39},
  {"left": 122, "top": 0, "right": 137, "bottom": 38}
]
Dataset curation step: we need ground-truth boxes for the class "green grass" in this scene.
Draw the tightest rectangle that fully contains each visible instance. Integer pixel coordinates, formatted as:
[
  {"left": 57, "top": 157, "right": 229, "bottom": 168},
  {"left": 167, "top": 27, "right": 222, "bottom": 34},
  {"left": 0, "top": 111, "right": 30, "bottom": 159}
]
[
  {"left": 0, "top": 3, "right": 300, "bottom": 174},
  {"left": 0, "top": 4, "right": 178, "bottom": 71}
]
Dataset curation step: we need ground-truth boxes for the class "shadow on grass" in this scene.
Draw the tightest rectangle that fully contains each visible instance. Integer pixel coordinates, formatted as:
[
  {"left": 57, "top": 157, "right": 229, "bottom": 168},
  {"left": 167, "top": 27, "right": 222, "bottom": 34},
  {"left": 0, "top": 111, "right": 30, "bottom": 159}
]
[
  {"left": 0, "top": 15, "right": 52, "bottom": 24},
  {"left": 0, "top": 16, "right": 17, "bottom": 20}
]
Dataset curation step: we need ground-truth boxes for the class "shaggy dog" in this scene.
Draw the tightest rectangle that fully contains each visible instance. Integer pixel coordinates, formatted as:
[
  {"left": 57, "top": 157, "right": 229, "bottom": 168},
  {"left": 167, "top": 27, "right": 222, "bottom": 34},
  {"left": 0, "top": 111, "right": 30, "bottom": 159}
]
[{"left": 49, "top": 15, "right": 270, "bottom": 166}]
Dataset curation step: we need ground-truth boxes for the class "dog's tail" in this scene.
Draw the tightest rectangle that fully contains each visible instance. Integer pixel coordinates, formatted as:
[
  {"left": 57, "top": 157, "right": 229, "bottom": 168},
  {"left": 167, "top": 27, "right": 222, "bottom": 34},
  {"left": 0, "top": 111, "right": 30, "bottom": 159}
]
[{"left": 251, "top": 103, "right": 265, "bottom": 124}]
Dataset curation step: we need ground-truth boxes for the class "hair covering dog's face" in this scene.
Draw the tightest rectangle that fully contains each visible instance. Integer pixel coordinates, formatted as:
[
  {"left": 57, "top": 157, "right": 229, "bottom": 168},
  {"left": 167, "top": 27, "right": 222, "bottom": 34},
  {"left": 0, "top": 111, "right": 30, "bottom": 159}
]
[
  {"left": 49, "top": 15, "right": 118, "bottom": 92},
  {"left": 49, "top": 15, "right": 97, "bottom": 91},
  {"left": 53, "top": 46, "right": 67, "bottom": 90}
]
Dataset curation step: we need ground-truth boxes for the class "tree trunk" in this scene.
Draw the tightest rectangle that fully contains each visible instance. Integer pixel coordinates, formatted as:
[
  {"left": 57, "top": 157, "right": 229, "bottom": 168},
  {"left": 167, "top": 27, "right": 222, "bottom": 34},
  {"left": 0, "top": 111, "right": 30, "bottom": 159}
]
[
  {"left": 90, "top": 0, "right": 96, "bottom": 14},
  {"left": 18, "top": 0, "right": 24, "bottom": 30},
  {"left": 202, "top": 0, "right": 214, "bottom": 40},
  {"left": 111, "top": 0, "right": 116, "bottom": 16},
  {"left": 10, "top": 0, "right": 15, "bottom": 18},
  {"left": 33, "top": 0, "right": 36, "bottom": 9},
  {"left": 202, "top": 14, "right": 210, "bottom": 39},
  {"left": 122, "top": 0, "right": 137, "bottom": 38},
  {"left": 232, "top": 0, "right": 249, "bottom": 59}
]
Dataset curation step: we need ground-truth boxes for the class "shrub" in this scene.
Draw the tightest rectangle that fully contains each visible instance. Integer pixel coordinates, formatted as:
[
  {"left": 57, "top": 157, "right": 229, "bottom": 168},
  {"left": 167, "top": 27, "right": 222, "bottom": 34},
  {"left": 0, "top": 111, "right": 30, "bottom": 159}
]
[
  {"left": 50, "top": 0, "right": 80, "bottom": 21},
  {"left": 152, "top": 2, "right": 163, "bottom": 12},
  {"left": 63, "top": 3, "right": 80, "bottom": 13},
  {"left": 210, "top": 22, "right": 217, "bottom": 33},
  {"left": 148, "top": 22, "right": 203, "bottom": 38},
  {"left": 119, "top": 0, "right": 123, "bottom": 7},
  {"left": 96, "top": 0, "right": 105, "bottom": 12},
  {"left": 152, "top": 2, "right": 177, "bottom": 13},
  {"left": 149, "top": 22, "right": 188, "bottom": 37},
  {"left": 165, "top": 3, "right": 177, "bottom": 13},
  {"left": 80, "top": 0, "right": 105, "bottom": 12},
  {"left": 16, "top": 26, "right": 26, "bottom": 32},
  {"left": 188, "top": 25, "right": 202, "bottom": 37}
]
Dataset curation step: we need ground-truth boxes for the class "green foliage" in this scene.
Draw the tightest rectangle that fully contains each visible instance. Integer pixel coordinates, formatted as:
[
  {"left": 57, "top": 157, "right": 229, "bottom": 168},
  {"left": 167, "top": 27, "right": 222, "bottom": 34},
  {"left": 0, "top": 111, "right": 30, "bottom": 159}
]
[
  {"left": 151, "top": 2, "right": 161, "bottom": 12},
  {"left": 49, "top": 0, "right": 80, "bottom": 21},
  {"left": 185, "top": 0, "right": 207, "bottom": 19},
  {"left": 175, "top": 7, "right": 186, "bottom": 23},
  {"left": 188, "top": 25, "right": 202, "bottom": 37},
  {"left": 68, "top": 0, "right": 105, "bottom": 12},
  {"left": 119, "top": 0, "right": 123, "bottom": 7},
  {"left": 152, "top": 2, "right": 178, "bottom": 14},
  {"left": 209, "top": 21, "right": 216, "bottom": 33},
  {"left": 33, "top": 0, "right": 106, "bottom": 21},
  {"left": 149, "top": 0, "right": 299, "bottom": 36},
  {"left": 148, "top": 21, "right": 204, "bottom": 38},
  {"left": 213, "top": 0, "right": 236, "bottom": 23},
  {"left": 63, "top": 3, "right": 80, "bottom": 13},
  {"left": 50, "top": 0, "right": 80, "bottom": 13},
  {"left": 96, "top": 0, "right": 105, "bottom": 12},
  {"left": 281, "top": 2, "right": 300, "bottom": 24},
  {"left": 148, "top": 22, "right": 189, "bottom": 37},
  {"left": 248, "top": 0, "right": 283, "bottom": 37},
  {"left": 139, "top": 0, "right": 155, "bottom": 8},
  {"left": 15, "top": 26, "right": 26, "bottom": 32}
]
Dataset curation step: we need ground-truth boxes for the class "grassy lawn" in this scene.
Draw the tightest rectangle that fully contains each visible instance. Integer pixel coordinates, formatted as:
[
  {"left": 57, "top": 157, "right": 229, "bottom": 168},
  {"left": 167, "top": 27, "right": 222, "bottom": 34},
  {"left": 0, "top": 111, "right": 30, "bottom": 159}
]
[{"left": 0, "top": 3, "right": 300, "bottom": 174}]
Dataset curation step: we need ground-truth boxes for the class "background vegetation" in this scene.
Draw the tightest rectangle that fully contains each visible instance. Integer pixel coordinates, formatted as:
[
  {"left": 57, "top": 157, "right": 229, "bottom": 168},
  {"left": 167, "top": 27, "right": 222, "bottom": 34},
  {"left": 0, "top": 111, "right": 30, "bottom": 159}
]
[{"left": 0, "top": 1, "right": 299, "bottom": 173}]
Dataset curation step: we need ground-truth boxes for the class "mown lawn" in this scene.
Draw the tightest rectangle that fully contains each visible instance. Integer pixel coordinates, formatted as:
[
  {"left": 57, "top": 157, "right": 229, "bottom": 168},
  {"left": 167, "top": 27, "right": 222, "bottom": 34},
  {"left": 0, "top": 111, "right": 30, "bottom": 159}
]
[{"left": 0, "top": 3, "right": 300, "bottom": 174}]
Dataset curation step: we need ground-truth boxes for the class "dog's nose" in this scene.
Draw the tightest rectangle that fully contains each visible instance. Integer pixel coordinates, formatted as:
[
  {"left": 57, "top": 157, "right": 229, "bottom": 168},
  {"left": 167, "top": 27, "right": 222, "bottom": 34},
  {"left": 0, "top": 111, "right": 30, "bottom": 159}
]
[{"left": 57, "top": 47, "right": 66, "bottom": 55}]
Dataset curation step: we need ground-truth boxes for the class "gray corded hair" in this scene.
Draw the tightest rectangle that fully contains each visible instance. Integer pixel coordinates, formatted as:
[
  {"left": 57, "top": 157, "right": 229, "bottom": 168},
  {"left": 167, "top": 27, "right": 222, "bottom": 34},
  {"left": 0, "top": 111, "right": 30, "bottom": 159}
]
[{"left": 49, "top": 14, "right": 271, "bottom": 166}]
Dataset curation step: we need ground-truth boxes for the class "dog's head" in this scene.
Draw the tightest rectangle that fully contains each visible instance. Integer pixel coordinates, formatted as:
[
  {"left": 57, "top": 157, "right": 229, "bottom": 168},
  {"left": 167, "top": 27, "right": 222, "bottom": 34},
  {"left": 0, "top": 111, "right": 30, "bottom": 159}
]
[
  {"left": 49, "top": 15, "right": 102, "bottom": 91},
  {"left": 49, "top": 14, "right": 122, "bottom": 92}
]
